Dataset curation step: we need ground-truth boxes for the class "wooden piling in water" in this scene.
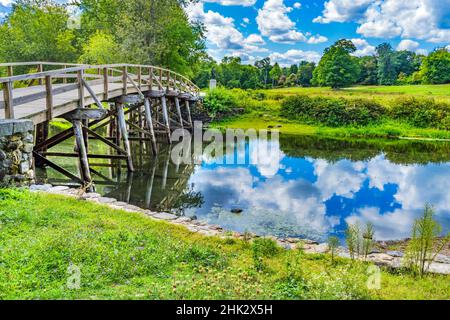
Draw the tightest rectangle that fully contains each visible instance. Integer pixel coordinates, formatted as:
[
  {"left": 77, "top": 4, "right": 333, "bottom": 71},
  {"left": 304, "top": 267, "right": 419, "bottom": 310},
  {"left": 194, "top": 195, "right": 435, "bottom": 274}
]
[
  {"left": 161, "top": 96, "right": 171, "bottom": 144},
  {"left": 144, "top": 98, "right": 158, "bottom": 155},
  {"left": 175, "top": 97, "right": 184, "bottom": 130},
  {"left": 73, "top": 119, "right": 93, "bottom": 191},
  {"left": 117, "top": 104, "right": 135, "bottom": 172}
]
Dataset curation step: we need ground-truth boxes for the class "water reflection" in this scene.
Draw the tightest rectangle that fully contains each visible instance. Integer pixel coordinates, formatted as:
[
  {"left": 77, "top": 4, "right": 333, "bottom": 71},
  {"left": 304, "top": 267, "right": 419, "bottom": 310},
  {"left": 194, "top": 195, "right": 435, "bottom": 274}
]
[{"left": 38, "top": 134, "right": 450, "bottom": 241}]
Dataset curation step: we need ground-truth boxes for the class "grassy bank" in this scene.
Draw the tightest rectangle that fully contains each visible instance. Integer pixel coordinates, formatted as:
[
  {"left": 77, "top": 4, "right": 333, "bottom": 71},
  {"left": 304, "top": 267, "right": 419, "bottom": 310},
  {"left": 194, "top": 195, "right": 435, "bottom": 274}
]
[
  {"left": 0, "top": 189, "right": 449, "bottom": 300},
  {"left": 208, "top": 85, "right": 450, "bottom": 140},
  {"left": 264, "top": 84, "right": 450, "bottom": 104},
  {"left": 215, "top": 115, "right": 450, "bottom": 140}
]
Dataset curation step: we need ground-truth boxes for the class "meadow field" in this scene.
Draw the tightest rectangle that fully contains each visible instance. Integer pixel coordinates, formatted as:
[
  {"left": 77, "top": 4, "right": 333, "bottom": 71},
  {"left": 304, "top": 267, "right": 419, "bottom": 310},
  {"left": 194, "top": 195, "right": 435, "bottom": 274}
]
[
  {"left": 211, "top": 84, "right": 450, "bottom": 140},
  {"left": 263, "top": 84, "right": 450, "bottom": 103}
]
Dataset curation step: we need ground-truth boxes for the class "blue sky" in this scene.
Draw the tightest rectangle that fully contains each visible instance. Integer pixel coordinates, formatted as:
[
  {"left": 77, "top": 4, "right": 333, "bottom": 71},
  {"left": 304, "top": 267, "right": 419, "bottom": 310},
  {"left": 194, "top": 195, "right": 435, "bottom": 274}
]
[
  {"left": 186, "top": 0, "right": 450, "bottom": 65},
  {"left": 1, "top": 0, "right": 449, "bottom": 66}
]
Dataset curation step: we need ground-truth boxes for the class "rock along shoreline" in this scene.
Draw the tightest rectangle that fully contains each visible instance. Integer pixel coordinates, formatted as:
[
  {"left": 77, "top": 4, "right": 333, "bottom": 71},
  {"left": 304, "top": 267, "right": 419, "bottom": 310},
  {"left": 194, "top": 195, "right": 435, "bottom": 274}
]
[{"left": 29, "top": 184, "right": 450, "bottom": 275}]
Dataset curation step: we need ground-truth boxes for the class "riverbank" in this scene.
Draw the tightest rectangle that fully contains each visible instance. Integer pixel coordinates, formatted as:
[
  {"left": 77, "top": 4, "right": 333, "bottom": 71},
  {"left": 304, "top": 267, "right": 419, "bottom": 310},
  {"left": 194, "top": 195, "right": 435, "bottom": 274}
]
[
  {"left": 1, "top": 187, "right": 449, "bottom": 300},
  {"left": 213, "top": 115, "right": 450, "bottom": 140},
  {"left": 207, "top": 86, "right": 450, "bottom": 140}
]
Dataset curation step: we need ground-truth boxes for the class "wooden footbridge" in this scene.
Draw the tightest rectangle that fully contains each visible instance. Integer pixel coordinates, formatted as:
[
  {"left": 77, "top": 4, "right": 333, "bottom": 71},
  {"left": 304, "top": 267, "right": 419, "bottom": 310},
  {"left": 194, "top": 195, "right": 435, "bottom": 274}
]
[{"left": 0, "top": 62, "right": 200, "bottom": 190}]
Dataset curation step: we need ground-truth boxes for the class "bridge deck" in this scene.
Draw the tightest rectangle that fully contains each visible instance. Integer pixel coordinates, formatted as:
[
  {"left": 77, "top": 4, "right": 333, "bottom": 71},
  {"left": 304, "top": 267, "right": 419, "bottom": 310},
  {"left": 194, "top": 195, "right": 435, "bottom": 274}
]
[
  {"left": 0, "top": 82, "right": 153, "bottom": 124},
  {"left": 0, "top": 62, "right": 199, "bottom": 125}
]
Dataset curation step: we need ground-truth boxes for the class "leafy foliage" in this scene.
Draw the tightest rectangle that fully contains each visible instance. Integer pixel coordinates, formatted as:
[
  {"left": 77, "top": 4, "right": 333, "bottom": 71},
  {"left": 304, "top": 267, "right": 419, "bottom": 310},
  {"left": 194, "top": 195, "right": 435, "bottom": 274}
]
[
  {"left": 312, "top": 39, "right": 360, "bottom": 88},
  {"left": 0, "top": 0, "right": 206, "bottom": 77},
  {"left": 327, "top": 236, "right": 340, "bottom": 264},
  {"left": 404, "top": 204, "right": 450, "bottom": 277},
  {"left": 420, "top": 48, "right": 450, "bottom": 84},
  {"left": 390, "top": 97, "right": 450, "bottom": 129},
  {"left": 281, "top": 95, "right": 385, "bottom": 127},
  {"left": 345, "top": 222, "right": 375, "bottom": 260},
  {"left": 78, "top": 31, "right": 119, "bottom": 64},
  {"left": 0, "top": 2, "right": 77, "bottom": 63},
  {"left": 203, "top": 88, "right": 238, "bottom": 116}
]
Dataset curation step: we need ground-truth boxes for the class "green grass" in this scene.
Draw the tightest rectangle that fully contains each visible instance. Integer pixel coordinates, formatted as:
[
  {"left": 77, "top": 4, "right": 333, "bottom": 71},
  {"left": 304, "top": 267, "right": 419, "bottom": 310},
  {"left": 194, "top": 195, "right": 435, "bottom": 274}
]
[
  {"left": 49, "top": 119, "right": 72, "bottom": 131},
  {"left": 211, "top": 85, "right": 450, "bottom": 140},
  {"left": 264, "top": 84, "right": 450, "bottom": 104},
  {"left": 215, "top": 115, "right": 450, "bottom": 140},
  {"left": 0, "top": 189, "right": 448, "bottom": 300}
]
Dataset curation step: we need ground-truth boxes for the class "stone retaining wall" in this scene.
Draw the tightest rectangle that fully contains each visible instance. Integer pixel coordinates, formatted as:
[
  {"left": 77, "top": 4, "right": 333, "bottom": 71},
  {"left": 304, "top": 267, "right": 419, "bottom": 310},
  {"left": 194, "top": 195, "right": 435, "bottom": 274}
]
[{"left": 0, "top": 120, "right": 35, "bottom": 187}]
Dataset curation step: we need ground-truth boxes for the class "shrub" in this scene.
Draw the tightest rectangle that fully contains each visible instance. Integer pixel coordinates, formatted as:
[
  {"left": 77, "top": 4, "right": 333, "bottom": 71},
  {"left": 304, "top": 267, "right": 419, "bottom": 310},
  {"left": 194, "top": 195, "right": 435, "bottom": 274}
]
[
  {"left": 390, "top": 97, "right": 450, "bottom": 129},
  {"left": 182, "top": 245, "right": 227, "bottom": 269},
  {"left": 345, "top": 222, "right": 375, "bottom": 260},
  {"left": 203, "top": 88, "right": 238, "bottom": 116},
  {"left": 327, "top": 236, "right": 340, "bottom": 264},
  {"left": 251, "top": 238, "right": 280, "bottom": 272},
  {"left": 362, "top": 223, "right": 375, "bottom": 259},
  {"left": 281, "top": 95, "right": 386, "bottom": 127},
  {"left": 252, "top": 238, "right": 280, "bottom": 258},
  {"left": 0, "top": 188, "right": 27, "bottom": 201},
  {"left": 404, "top": 204, "right": 450, "bottom": 277},
  {"left": 345, "top": 223, "right": 361, "bottom": 260}
]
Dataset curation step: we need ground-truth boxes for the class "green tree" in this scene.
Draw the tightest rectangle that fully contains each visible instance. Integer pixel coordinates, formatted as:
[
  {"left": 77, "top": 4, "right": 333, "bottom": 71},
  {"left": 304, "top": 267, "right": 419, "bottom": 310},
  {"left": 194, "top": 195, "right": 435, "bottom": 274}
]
[
  {"left": 115, "top": 0, "right": 205, "bottom": 76},
  {"left": 376, "top": 43, "right": 397, "bottom": 85},
  {"left": 357, "top": 56, "right": 378, "bottom": 85},
  {"left": 240, "top": 64, "right": 260, "bottom": 89},
  {"left": 289, "top": 64, "right": 299, "bottom": 76},
  {"left": 285, "top": 73, "right": 298, "bottom": 87},
  {"left": 78, "top": 0, "right": 125, "bottom": 39},
  {"left": 193, "top": 55, "right": 217, "bottom": 88},
  {"left": 297, "top": 61, "right": 316, "bottom": 87},
  {"left": 269, "top": 62, "right": 282, "bottom": 87},
  {"left": 218, "top": 56, "right": 244, "bottom": 88},
  {"left": 394, "top": 50, "right": 420, "bottom": 77},
  {"left": 254, "top": 57, "right": 271, "bottom": 87},
  {"left": 0, "top": 1, "right": 78, "bottom": 63},
  {"left": 420, "top": 48, "right": 450, "bottom": 84},
  {"left": 312, "top": 39, "right": 360, "bottom": 88},
  {"left": 405, "top": 204, "right": 450, "bottom": 277},
  {"left": 78, "top": 31, "right": 119, "bottom": 64}
]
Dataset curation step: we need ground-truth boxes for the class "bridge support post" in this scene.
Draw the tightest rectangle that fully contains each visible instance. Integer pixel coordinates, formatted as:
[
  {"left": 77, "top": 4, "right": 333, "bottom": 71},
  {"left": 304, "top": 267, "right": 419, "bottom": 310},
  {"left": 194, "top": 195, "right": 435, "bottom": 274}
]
[
  {"left": 72, "top": 119, "right": 93, "bottom": 191},
  {"left": 160, "top": 96, "right": 171, "bottom": 144},
  {"left": 185, "top": 100, "right": 193, "bottom": 128},
  {"left": 117, "top": 103, "right": 135, "bottom": 172},
  {"left": 175, "top": 97, "right": 184, "bottom": 130},
  {"left": 34, "top": 122, "right": 49, "bottom": 168},
  {"left": 144, "top": 98, "right": 158, "bottom": 155}
]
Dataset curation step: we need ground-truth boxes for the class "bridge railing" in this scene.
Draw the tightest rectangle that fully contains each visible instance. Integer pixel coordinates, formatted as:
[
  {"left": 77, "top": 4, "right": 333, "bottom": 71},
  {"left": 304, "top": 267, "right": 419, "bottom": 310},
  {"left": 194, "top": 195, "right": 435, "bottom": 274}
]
[{"left": 0, "top": 62, "right": 200, "bottom": 119}]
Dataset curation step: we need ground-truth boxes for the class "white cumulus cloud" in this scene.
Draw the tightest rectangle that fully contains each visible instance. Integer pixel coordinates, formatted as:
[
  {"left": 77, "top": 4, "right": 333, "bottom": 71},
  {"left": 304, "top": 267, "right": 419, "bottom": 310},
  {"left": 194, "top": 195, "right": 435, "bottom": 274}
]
[
  {"left": 269, "top": 49, "right": 322, "bottom": 66},
  {"left": 307, "top": 35, "right": 328, "bottom": 44},
  {"left": 186, "top": 2, "right": 267, "bottom": 59},
  {"left": 396, "top": 40, "right": 428, "bottom": 55},
  {"left": 315, "top": 0, "right": 450, "bottom": 43},
  {"left": 351, "top": 38, "right": 376, "bottom": 56},
  {"left": 203, "top": 0, "right": 257, "bottom": 6},
  {"left": 0, "top": 0, "right": 13, "bottom": 6},
  {"left": 396, "top": 39, "right": 420, "bottom": 51},
  {"left": 257, "top": 0, "right": 329, "bottom": 44},
  {"left": 314, "top": 0, "right": 373, "bottom": 23}
]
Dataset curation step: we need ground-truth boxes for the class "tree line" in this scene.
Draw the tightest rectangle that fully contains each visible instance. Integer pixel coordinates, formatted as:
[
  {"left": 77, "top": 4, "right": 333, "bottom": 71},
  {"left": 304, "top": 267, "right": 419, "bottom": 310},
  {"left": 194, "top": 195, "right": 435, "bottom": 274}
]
[
  {"left": 195, "top": 40, "right": 450, "bottom": 89},
  {"left": 0, "top": 0, "right": 206, "bottom": 77}
]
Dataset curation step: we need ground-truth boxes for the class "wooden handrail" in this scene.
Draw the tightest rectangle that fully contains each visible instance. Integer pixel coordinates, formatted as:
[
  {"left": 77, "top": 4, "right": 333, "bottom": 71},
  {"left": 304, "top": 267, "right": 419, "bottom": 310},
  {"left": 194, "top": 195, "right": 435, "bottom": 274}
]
[
  {"left": 0, "top": 62, "right": 199, "bottom": 119},
  {"left": 0, "top": 62, "right": 199, "bottom": 93}
]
